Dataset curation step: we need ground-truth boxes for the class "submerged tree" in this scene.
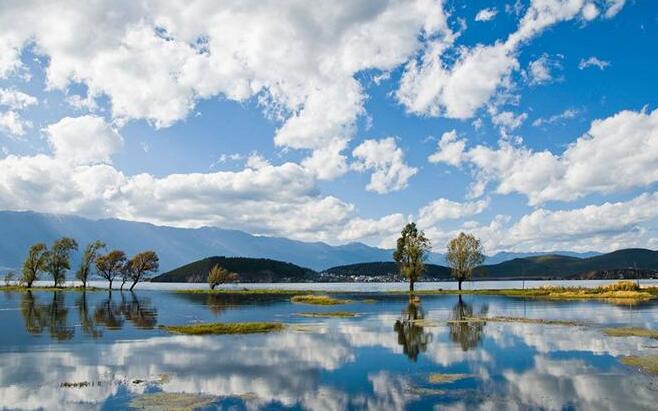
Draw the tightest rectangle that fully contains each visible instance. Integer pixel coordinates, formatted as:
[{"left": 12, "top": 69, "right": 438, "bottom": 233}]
[
  {"left": 446, "top": 232, "right": 485, "bottom": 291},
  {"left": 95, "top": 250, "right": 127, "bottom": 290},
  {"left": 45, "top": 237, "right": 78, "bottom": 287},
  {"left": 76, "top": 240, "right": 105, "bottom": 288},
  {"left": 208, "top": 265, "right": 239, "bottom": 290},
  {"left": 393, "top": 222, "right": 431, "bottom": 292},
  {"left": 21, "top": 243, "right": 49, "bottom": 288},
  {"left": 126, "top": 251, "right": 159, "bottom": 291}
]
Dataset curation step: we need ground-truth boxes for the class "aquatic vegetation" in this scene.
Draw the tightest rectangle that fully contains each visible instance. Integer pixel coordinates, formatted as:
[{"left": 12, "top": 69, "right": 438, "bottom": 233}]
[
  {"left": 174, "top": 288, "right": 316, "bottom": 295},
  {"left": 468, "top": 316, "right": 584, "bottom": 326},
  {"left": 428, "top": 373, "right": 469, "bottom": 384},
  {"left": 620, "top": 355, "right": 658, "bottom": 375},
  {"left": 297, "top": 311, "right": 357, "bottom": 318},
  {"left": 130, "top": 392, "right": 216, "bottom": 411},
  {"left": 603, "top": 327, "right": 658, "bottom": 339},
  {"left": 362, "top": 299, "right": 377, "bottom": 304},
  {"left": 160, "top": 322, "right": 284, "bottom": 335},
  {"left": 290, "top": 295, "right": 347, "bottom": 305}
]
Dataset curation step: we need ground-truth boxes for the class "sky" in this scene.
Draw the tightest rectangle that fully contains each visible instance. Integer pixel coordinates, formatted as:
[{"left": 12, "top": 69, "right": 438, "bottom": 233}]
[{"left": 0, "top": 0, "right": 657, "bottom": 254}]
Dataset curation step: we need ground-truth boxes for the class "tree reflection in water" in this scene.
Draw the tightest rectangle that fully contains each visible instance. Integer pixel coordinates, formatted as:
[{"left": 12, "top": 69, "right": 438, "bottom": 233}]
[
  {"left": 448, "top": 296, "right": 488, "bottom": 351},
  {"left": 394, "top": 297, "right": 432, "bottom": 361},
  {"left": 20, "top": 291, "right": 74, "bottom": 340},
  {"left": 20, "top": 291, "right": 157, "bottom": 340}
]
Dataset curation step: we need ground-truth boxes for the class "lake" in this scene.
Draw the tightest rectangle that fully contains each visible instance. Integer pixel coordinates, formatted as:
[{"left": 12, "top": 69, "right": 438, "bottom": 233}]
[{"left": 1, "top": 284, "right": 658, "bottom": 410}]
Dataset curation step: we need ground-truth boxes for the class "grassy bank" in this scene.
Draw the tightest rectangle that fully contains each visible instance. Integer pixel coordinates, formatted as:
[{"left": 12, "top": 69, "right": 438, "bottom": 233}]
[
  {"left": 160, "top": 322, "right": 285, "bottom": 335},
  {"left": 290, "top": 295, "right": 348, "bottom": 305},
  {"left": 0, "top": 285, "right": 104, "bottom": 292},
  {"left": 297, "top": 311, "right": 357, "bottom": 318}
]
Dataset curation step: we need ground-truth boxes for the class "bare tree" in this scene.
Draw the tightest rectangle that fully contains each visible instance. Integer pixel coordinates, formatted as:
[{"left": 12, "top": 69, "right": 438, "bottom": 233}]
[
  {"left": 95, "top": 250, "right": 127, "bottom": 290},
  {"left": 446, "top": 232, "right": 485, "bottom": 291},
  {"left": 208, "top": 265, "right": 239, "bottom": 290},
  {"left": 126, "top": 251, "right": 159, "bottom": 291},
  {"left": 393, "top": 222, "right": 431, "bottom": 292},
  {"left": 21, "top": 243, "right": 49, "bottom": 288},
  {"left": 76, "top": 241, "right": 105, "bottom": 288}
]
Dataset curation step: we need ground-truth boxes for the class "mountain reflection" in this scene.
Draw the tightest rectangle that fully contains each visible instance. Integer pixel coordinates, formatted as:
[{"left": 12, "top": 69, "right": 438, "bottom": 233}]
[
  {"left": 394, "top": 297, "right": 432, "bottom": 361},
  {"left": 20, "top": 291, "right": 157, "bottom": 339},
  {"left": 448, "top": 296, "right": 488, "bottom": 351}
]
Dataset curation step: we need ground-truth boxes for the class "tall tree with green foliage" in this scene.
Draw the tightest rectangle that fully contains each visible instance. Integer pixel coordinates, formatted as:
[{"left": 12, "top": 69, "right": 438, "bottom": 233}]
[
  {"left": 76, "top": 240, "right": 105, "bottom": 288},
  {"left": 208, "top": 265, "right": 239, "bottom": 290},
  {"left": 127, "top": 251, "right": 159, "bottom": 291},
  {"left": 95, "top": 250, "right": 127, "bottom": 290},
  {"left": 21, "top": 243, "right": 49, "bottom": 288},
  {"left": 45, "top": 237, "right": 78, "bottom": 287},
  {"left": 393, "top": 222, "right": 431, "bottom": 292},
  {"left": 446, "top": 232, "right": 485, "bottom": 291}
]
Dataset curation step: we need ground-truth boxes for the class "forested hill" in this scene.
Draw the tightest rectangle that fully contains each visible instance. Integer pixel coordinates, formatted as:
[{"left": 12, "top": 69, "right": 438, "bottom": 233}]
[
  {"left": 152, "top": 256, "right": 316, "bottom": 283},
  {"left": 321, "top": 262, "right": 451, "bottom": 280}
]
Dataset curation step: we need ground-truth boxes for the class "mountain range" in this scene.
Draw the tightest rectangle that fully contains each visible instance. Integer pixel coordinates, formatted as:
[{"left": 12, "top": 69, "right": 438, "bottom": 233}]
[{"left": 0, "top": 210, "right": 600, "bottom": 274}]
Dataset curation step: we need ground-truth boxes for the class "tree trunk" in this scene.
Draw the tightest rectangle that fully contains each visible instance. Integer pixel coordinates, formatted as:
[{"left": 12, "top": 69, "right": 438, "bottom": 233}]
[
  {"left": 129, "top": 280, "right": 137, "bottom": 292},
  {"left": 26, "top": 279, "right": 33, "bottom": 288},
  {"left": 108, "top": 279, "right": 113, "bottom": 290},
  {"left": 409, "top": 279, "right": 415, "bottom": 292},
  {"left": 458, "top": 280, "right": 462, "bottom": 291},
  {"left": 82, "top": 280, "right": 86, "bottom": 289},
  {"left": 120, "top": 280, "right": 125, "bottom": 291}
]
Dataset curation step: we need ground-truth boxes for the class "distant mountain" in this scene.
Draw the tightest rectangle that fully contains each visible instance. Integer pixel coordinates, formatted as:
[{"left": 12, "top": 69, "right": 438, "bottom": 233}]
[
  {"left": 324, "top": 249, "right": 658, "bottom": 281},
  {"left": 482, "top": 250, "right": 601, "bottom": 265},
  {"left": 153, "top": 257, "right": 316, "bottom": 283},
  {"left": 0, "top": 210, "right": 616, "bottom": 277}
]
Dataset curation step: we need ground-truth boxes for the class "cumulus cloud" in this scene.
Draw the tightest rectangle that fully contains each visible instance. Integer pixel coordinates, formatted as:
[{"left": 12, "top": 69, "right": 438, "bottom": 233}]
[
  {"left": 475, "top": 8, "right": 498, "bottom": 22},
  {"left": 338, "top": 213, "right": 407, "bottom": 246},
  {"left": 578, "top": 56, "right": 610, "bottom": 70},
  {"left": 0, "top": 88, "right": 37, "bottom": 109},
  {"left": 352, "top": 137, "right": 417, "bottom": 194},
  {"left": 441, "top": 108, "right": 658, "bottom": 205},
  {"left": 428, "top": 130, "right": 466, "bottom": 166},
  {"left": 45, "top": 115, "right": 123, "bottom": 165},
  {"left": 527, "top": 53, "right": 562, "bottom": 85},
  {"left": 397, "top": 0, "right": 620, "bottom": 121},
  {"left": 0, "top": 0, "right": 451, "bottom": 179},
  {"left": 417, "top": 198, "right": 489, "bottom": 228},
  {"left": 0, "top": 110, "right": 30, "bottom": 136}
]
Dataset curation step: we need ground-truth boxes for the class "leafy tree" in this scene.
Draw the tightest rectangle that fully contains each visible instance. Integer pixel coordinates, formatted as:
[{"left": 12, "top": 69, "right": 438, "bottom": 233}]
[
  {"left": 45, "top": 237, "right": 78, "bottom": 287},
  {"left": 126, "top": 251, "right": 159, "bottom": 291},
  {"left": 95, "top": 250, "right": 127, "bottom": 290},
  {"left": 208, "top": 265, "right": 239, "bottom": 290},
  {"left": 393, "top": 222, "right": 431, "bottom": 292},
  {"left": 445, "top": 232, "right": 485, "bottom": 291},
  {"left": 21, "top": 243, "right": 49, "bottom": 288},
  {"left": 76, "top": 241, "right": 105, "bottom": 288}
]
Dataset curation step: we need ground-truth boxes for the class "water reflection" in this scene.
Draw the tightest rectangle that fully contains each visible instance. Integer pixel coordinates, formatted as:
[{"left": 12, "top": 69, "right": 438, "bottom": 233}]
[
  {"left": 19, "top": 291, "right": 157, "bottom": 339},
  {"left": 448, "top": 296, "right": 488, "bottom": 351},
  {"left": 20, "top": 291, "right": 74, "bottom": 340},
  {"left": 394, "top": 297, "right": 432, "bottom": 361}
]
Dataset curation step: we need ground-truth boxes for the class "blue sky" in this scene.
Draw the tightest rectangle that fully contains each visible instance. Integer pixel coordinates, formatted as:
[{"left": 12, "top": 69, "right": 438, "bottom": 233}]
[{"left": 0, "top": 0, "right": 657, "bottom": 253}]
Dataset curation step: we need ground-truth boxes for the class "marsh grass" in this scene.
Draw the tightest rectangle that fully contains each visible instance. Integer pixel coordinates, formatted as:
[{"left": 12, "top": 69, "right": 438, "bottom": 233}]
[
  {"left": 130, "top": 392, "right": 216, "bottom": 411},
  {"left": 428, "top": 373, "right": 469, "bottom": 384},
  {"left": 620, "top": 355, "right": 658, "bottom": 375},
  {"left": 173, "top": 288, "right": 316, "bottom": 295},
  {"left": 297, "top": 311, "right": 357, "bottom": 318},
  {"left": 603, "top": 327, "right": 658, "bottom": 339},
  {"left": 466, "top": 316, "right": 584, "bottom": 326},
  {"left": 290, "top": 295, "right": 348, "bottom": 305},
  {"left": 160, "top": 322, "right": 284, "bottom": 335}
]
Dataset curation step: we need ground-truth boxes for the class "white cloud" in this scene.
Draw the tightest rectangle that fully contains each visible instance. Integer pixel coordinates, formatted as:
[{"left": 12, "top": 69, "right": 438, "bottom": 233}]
[
  {"left": 532, "top": 108, "right": 579, "bottom": 127},
  {"left": 417, "top": 198, "right": 489, "bottom": 228},
  {"left": 0, "top": 110, "right": 31, "bottom": 136},
  {"left": 475, "top": 8, "right": 498, "bottom": 22},
  {"left": 398, "top": 0, "right": 618, "bottom": 121},
  {"left": 338, "top": 213, "right": 407, "bottom": 246},
  {"left": 491, "top": 110, "right": 528, "bottom": 131},
  {"left": 0, "top": 88, "right": 37, "bottom": 109},
  {"left": 352, "top": 137, "right": 417, "bottom": 194},
  {"left": 0, "top": 0, "right": 451, "bottom": 180},
  {"left": 45, "top": 115, "right": 123, "bottom": 165},
  {"left": 428, "top": 130, "right": 466, "bottom": 166},
  {"left": 446, "top": 108, "right": 658, "bottom": 205},
  {"left": 527, "top": 53, "right": 562, "bottom": 85},
  {"left": 578, "top": 56, "right": 610, "bottom": 70},
  {"left": 604, "top": 0, "right": 626, "bottom": 18}
]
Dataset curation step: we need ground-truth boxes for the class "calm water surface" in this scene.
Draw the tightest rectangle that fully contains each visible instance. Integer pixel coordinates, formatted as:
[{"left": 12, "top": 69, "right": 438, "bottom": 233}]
[{"left": 1, "top": 284, "right": 658, "bottom": 410}]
